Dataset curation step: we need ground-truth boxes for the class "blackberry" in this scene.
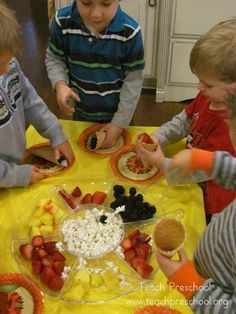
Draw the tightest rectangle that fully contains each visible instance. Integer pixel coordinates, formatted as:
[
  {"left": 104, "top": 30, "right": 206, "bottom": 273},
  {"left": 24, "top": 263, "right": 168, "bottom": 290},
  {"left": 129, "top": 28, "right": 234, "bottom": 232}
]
[
  {"left": 129, "top": 187, "right": 137, "bottom": 195},
  {"left": 100, "top": 215, "right": 108, "bottom": 224},
  {"left": 89, "top": 135, "right": 97, "bottom": 149},
  {"left": 113, "top": 184, "right": 125, "bottom": 196},
  {"left": 136, "top": 194, "right": 143, "bottom": 202}
]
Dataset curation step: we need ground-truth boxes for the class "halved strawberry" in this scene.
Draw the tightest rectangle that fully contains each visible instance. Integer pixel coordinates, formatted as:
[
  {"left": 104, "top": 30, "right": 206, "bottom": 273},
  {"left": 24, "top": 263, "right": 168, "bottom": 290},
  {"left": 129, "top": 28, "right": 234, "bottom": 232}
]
[
  {"left": 32, "top": 235, "right": 45, "bottom": 247},
  {"left": 19, "top": 243, "right": 34, "bottom": 260},
  {"left": 32, "top": 250, "right": 41, "bottom": 261},
  {"left": 124, "top": 248, "right": 136, "bottom": 262},
  {"left": 51, "top": 251, "right": 66, "bottom": 262},
  {"left": 120, "top": 238, "right": 132, "bottom": 251},
  {"left": 53, "top": 260, "right": 65, "bottom": 275},
  {"left": 137, "top": 132, "right": 154, "bottom": 144},
  {"left": 37, "top": 248, "right": 47, "bottom": 258},
  {"left": 135, "top": 243, "right": 151, "bottom": 259},
  {"left": 47, "top": 275, "right": 64, "bottom": 291},
  {"left": 32, "top": 260, "right": 43, "bottom": 274},
  {"left": 81, "top": 193, "right": 93, "bottom": 204},
  {"left": 130, "top": 256, "right": 146, "bottom": 270},
  {"left": 58, "top": 189, "right": 77, "bottom": 209},
  {"left": 136, "top": 261, "right": 153, "bottom": 278},
  {"left": 41, "top": 256, "right": 53, "bottom": 267},
  {"left": 71, "top": 186, "right": 82, "bottom": 198},
  {"left": 40, "top": 266, "right": 56, "bottom": 285},
  {"left": 92, "top": 191, "right": 107, "bottom": 205},
  {"left": 128, "top": 229, "right": 141, "bottom": 242},
  {"left": 44, "top": 241, "right": 57, "bottom": 254}
]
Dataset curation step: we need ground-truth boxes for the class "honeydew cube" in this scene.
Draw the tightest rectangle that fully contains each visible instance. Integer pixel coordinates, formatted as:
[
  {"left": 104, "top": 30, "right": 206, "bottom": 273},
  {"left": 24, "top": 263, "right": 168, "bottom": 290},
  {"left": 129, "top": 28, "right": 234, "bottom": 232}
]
[
  {"left": 102, "top": 270, "right": 120, "bottom": 290},
  {"left": 74, "top": 269, "right": 90, "bottom": 288},
  {"left": 32, "top": 207, "right": 45, "bottom": 218},
  {"left": 90, "top": 273, "right": 103, "bottom": 287},
  {"left": 30, "top": 226, "right": 41, "bottom": 237},
  {"left": 40, "top": 212, "right": 53, "bottom": 225},
  {"left": 40, "top": 225, "right": 54, "bottom": 234},
  {"left": 29, "top": 217, "right": 41, "bottom": 227}
]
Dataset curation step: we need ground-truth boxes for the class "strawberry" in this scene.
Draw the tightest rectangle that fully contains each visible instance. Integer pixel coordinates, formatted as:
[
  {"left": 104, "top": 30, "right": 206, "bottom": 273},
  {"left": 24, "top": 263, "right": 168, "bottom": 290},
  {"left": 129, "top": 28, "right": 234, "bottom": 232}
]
[
  {"left": 81, "top": 193, "right": 93, "bottom": 204},
  {"left": 136, "top": 261, "right": 153, "bottom": 278},
  {"left": 51, "top": 251, "right": 66, "bottom": 262},
  {"left": 40, "top": 266, "right": 56, "bottom": 285},
  {"left": 128, "top": 229, "right": 141, "bottom": 242},
  {"left": 124, "top": 248, "right": 136, "bottom": 261},
  {"left": 19, "top": 243, "right": 34, "bottom": 260},
  {"left": 32, "top": 235, "right": 45, "bottom": 247},
  {"left": 135, "top": 243, "right": 151, "bottom": 259},
  {"left": 41, "top": 256, "right": 53, "bottom": 267},
  {"left": 71, "top": 186, "right": 82, "bottom": 198},
  {"left": 92, "top": 191, "right": 107, "bottom": 205},
  {"left": 32, "top": 260, "right": 43, "bottom": 274},
  {"left": 47, "top": 275, "right": 64, "bottom": 291},
  {"left": 58, "top": 189, "right": 77, "bottom": 209},
  {"left": 37, "top": 248, "right": 47, "bottom": 258},
  {"left": 120, "top": 238, "right": 132, "bottom": 251},
  {"left": 53, "top": 260, "right": 65, "bottom": 275},
  {"left": 130, "top": 256, "right": 146, "bottom": 270},
  {"left": 137, "top": 132, "right": 154, "bottom": 144},
  {"left": 32, "top": 250, "right": 41, "bottom": 261},
  {"left": 44, "top": 241, "right": 57, "bottom": 254}
]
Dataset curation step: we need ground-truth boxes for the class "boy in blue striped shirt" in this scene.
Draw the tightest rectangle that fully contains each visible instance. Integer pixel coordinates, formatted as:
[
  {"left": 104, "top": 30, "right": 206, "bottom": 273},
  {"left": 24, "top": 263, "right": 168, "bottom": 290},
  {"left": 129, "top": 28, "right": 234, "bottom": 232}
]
[{"left": 46, "top": 0, "right": 144, "bottom": 148}]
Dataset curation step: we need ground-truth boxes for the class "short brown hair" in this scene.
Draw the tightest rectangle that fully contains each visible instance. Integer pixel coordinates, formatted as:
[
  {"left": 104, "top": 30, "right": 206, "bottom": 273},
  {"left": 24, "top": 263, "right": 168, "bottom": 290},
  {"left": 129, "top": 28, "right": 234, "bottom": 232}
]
[
  {"left": 0, "top": 0, "right": 21, "bottom": 54},
  {"left": 190, "top": 18, "right": 236, "bottom": 82}
]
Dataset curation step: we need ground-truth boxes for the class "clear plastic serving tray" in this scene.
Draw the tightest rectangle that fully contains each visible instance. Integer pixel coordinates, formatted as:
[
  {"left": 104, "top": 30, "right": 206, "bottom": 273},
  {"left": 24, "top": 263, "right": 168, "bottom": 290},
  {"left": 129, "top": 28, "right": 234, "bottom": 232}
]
[{"left": 12, "top": 183, "right": 184, "bottom": 304}]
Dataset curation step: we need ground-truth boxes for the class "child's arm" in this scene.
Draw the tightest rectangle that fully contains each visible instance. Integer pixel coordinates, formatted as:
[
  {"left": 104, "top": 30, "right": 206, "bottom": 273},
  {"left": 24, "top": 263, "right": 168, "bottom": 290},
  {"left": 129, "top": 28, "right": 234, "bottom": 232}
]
[{"left": 153, "top": 110, "right": 191, "bottom": 147}]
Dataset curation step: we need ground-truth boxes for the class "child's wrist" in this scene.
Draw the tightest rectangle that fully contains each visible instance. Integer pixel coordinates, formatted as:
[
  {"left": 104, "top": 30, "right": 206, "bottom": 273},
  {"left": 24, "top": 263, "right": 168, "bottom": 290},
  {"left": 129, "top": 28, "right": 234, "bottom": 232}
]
[{"left": 189, "top": 149, "right": 214, "bottom": 173}]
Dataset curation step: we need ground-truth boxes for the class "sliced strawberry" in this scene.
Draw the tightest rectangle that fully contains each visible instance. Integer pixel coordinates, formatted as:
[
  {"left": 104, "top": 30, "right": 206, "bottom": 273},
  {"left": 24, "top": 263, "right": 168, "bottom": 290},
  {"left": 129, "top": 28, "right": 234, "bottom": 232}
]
[
  {"left": 120, "top": 238, "right": 132, "bottom": 251},
  {"left": 124, "top": 248, "right": 136, "bottom": 262},
  {"left": 44, "top": 241, "right": 57, "bottom": 254},
  {"left": 81, "top": 193, "right": 93, "bottom": 204},
  {"left": 40, "top": 266, "right": 56, "bottom": 285},
  {"left": 32, "top": 250, "right": 41, "bottom": 261},
  {"left": 92, "top": 191, "right": 107, "bottom": 205},
  {"left": 136, "top": 233, "right": 151, "bottom": 244},
  {"left": 136, "top": 261, "right": 153, "bottom": 278},
  {"left": 47, "top": 275, "right": 64, "bottom": 291},
  {"left": 71, "top": 186, "right": 82, "bottom": 198},
  {"left": 137, "top": 132, "right": 154, "bottom": 144},
  {"left": 41, "top": 256, "right": 53, "bottom": 267},
  {"left": 135, "top": 243, "right": 151, "bottom": 259},
  {"left": 128, "top": 229, "right": 141, "bottom": 242},
  {"left": 58, "top": 189, "right": 77, "bottom": 209},
  {"left": 32, "top": 260, "right": 43, "bottom": 274},
  {"left": 130, "top": 256, "right": 146, "bottom": 270},
  {"left": 37, "top": 248, "right": 47, "bottom": 258},
  {"left": 19, "top": 243, "right": 34, "bottom": 260},
  {"left": 53, "top": 260, "right": 65, "bottom": 275},
  {"left": 51, "top": 251, "right": 66, "bottom": 262},
  {"left": 32, "top": 235, "right": 45, "bottom": 247}
]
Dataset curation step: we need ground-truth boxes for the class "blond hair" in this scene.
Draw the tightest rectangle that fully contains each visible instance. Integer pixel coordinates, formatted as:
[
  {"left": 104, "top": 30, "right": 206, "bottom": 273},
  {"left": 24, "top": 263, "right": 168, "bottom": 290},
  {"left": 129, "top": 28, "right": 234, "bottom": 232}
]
[
  {"left": 190, "top": 18, "right": 236, "bottom": 82},
  {"left": 0, "top": 0, "right": 21, "bottom": 54}
]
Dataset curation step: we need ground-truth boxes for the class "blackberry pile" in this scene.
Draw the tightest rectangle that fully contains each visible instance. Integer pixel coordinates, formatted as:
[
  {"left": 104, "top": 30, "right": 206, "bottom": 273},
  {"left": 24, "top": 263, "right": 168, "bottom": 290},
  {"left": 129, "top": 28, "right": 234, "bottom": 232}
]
[{"left": 110, "top": 185, "right": 156, "bottom": 222}]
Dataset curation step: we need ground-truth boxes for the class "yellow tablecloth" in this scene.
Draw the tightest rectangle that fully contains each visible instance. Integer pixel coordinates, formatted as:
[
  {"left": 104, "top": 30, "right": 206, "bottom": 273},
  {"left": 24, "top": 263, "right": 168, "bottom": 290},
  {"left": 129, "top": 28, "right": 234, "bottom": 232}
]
[{"left": 0, "top": 120, "right": 205, "bottom": 314}]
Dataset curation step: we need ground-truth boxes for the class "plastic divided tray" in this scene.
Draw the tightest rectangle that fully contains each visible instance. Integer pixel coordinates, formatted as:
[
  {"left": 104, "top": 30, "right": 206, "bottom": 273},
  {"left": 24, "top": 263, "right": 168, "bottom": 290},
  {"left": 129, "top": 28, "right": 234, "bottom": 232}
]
[{"left": 12, "top": 180, "right": 184, "bottom": 304}]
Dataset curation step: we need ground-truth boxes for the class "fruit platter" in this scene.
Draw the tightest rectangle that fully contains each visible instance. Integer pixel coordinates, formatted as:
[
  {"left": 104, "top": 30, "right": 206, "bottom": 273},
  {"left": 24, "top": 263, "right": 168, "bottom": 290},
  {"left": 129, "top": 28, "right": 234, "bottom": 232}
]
[{"left": 12, "top": 181, "right": 183, "bottom": 304}]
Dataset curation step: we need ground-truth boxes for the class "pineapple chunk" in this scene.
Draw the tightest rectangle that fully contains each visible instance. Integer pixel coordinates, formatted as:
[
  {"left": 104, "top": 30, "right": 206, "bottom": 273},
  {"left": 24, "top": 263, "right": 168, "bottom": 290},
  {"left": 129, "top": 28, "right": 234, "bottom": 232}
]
[
  {"left": 40, "top": 225, "right": 54, "bottom": 234},
  {"left": 32, "top": 207, "right": 44, "bottom": 218},
  {"left": 30, "top": 226, "right": 41, "bottom": 237},
  {"left": 102, "top": 270, "right": 120, "bottom": 290},
  {"left": 90, "top": 272, "right": 103, "bottom": 287},
  {"left": 74, "top": 269, "right": 90, "bottom": 288},
  {"left": 64, "top": 284, "right": 86, "bottom": 300},
  {"left": 53, "top": 208, "right": 65, "bottom": 224},
  {"left": 40, "top": 212, "right": 53, "bottom": 226},
  {"left": 29, "top": 217, "right": 41, "bottom": 227}
]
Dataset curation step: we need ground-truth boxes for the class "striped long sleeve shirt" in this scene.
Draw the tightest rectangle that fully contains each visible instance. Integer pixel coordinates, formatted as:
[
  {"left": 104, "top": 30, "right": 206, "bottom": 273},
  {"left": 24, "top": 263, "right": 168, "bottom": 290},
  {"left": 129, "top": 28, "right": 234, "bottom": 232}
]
[{"left": 46, "top": 2, "right": 144, "bottom": 127}]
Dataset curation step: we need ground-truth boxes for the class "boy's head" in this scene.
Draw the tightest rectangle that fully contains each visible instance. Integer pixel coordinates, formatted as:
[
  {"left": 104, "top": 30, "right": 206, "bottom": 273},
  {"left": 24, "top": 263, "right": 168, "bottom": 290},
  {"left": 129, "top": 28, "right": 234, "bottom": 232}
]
[
  {"left": 190, "top": 19, "right": 236, "bottom": 82},
  {"left": 76, "top": 0, "right": 119, "bottom": 34},
  {"left": 0, "top": 1, "right": 21, "bottom": 74}
]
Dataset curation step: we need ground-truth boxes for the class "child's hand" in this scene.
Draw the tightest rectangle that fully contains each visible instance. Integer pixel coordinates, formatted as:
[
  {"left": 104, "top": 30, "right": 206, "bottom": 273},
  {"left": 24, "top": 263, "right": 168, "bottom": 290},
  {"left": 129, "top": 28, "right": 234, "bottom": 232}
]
[
  {"left": 167, "top": 149, "right": 192, "bottom": 177},
  {"left": 30, "top": 166, "right": 46, "bottom": 184},
  {"left": 99, "top": 123, "right": 123, "bottom": 148},
  {"left": 55, "top": 81, "right": 80, "bottom": 115},
  {"left": 53, "top": 140, "right": 75, "bottom": 166},
  {"left": 156, "top": 248, "right": 188, "bottom": 278},
  {"left": 136, "top": 138, "right": 165, "bottom": 169}
]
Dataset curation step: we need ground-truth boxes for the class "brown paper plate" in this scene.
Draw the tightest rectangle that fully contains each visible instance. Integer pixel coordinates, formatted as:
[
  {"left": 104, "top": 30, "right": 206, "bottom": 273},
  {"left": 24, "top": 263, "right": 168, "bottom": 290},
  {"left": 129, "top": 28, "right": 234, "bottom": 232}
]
[
  {"left": 0, "top": 273, "right": 44, "bottom": 314},
  {"left": 21, "top": 142, "right": 73, "bottom": 176},
  {"left": 78, "top": 124, "right": 131, "bottom": 156},
  {"left": 110, "top": 145, "right": 163, "bottom": 185},
  {"left": 133, "top": 305, "right": 181, "bottom": 314}
]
